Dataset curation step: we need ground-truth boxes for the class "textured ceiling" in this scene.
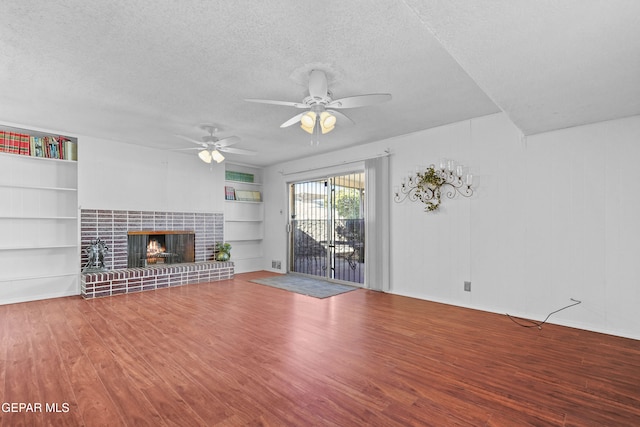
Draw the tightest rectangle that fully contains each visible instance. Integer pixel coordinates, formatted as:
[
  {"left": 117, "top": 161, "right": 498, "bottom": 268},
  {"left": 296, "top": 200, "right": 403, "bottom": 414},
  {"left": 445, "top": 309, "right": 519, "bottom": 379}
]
[
  {"left": 0, "top": 1, "right": 638, "bottom": 167},
  {"left": 406, "top": 0, "right": 640, "bottom": 135}
]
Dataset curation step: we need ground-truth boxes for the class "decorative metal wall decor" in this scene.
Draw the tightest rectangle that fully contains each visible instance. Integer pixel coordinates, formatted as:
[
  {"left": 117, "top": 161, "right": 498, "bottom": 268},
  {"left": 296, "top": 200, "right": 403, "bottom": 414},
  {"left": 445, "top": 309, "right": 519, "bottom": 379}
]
[
  {"left": 394, "top": 159, "right": 474, "bottom": 211},
  {"left": 82, "top": 238, "right": 109, "bottom": 272}
]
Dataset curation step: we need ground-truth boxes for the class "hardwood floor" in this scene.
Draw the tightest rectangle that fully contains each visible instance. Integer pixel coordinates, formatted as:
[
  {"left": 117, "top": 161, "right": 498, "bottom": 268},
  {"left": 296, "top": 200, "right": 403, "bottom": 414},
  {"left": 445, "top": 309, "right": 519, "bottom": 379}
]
[{"left": 1, "top": 271, "right": 639, "bottom": 426}]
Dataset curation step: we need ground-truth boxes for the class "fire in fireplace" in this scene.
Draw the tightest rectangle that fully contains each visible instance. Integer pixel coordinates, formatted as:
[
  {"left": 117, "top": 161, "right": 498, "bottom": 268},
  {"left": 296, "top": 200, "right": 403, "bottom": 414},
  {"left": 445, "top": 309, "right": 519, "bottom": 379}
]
[
  {"left": 127, "top": 231, "right": 195, "bottom": 268},
  {"left": 147, "top": 235, "right": 169, "bottom": 264}
]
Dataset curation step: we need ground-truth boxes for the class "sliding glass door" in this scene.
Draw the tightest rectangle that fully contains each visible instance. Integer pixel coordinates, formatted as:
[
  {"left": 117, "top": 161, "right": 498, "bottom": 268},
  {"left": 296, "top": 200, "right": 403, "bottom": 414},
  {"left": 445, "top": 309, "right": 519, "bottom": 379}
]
[{"left": 289, "top": 172, "right": 365, "bottom": 284}]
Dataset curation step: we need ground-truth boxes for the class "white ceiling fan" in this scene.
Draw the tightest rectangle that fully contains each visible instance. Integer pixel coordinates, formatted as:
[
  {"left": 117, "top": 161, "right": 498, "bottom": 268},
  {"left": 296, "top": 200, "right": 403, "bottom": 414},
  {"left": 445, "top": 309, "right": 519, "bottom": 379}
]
[
  {"left": 175, "top": 124, "right": 256, "bottom": 163},
  {"left": 245, "top": 69, "right": 392, "bottom": 135}
]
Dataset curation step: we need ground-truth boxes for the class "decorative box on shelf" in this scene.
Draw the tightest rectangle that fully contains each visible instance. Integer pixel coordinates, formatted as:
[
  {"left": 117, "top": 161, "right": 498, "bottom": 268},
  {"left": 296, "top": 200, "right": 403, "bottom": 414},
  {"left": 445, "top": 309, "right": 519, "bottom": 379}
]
[{"left": 225, "top": 171, "right": 254, "bottom": 182}]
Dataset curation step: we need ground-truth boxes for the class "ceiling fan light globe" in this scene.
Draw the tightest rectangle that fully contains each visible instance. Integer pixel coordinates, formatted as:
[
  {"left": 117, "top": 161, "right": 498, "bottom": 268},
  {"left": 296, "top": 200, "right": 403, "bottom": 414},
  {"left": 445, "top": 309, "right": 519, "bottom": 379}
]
[
  {"left": 198, "top": 149, "right": 212, "bottom": 163},
  {"left": 319, "top": 112, "right": 336, "bottom": 133},
  {"left": 211, "top": 149, "right": 225, "bottom": 163},
  {"left": 321, "top": 124, "right": 335, "bottom": 134},
  {"left": 300, "top": 111, "right": 317, "bottom": 133},
  {"left": 320, "top": 111, "right": 336, "bottom": 128},
  {"left": 300, "top": 111, "right": 316, "bottom": 128}
]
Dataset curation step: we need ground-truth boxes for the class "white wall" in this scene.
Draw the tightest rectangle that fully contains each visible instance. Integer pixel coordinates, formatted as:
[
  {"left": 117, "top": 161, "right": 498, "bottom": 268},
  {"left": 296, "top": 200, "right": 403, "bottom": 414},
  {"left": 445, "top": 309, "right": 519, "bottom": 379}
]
[
  {"left": 262, "top": 113, "right": 640, "bottom": 340},
  {"left": 79, "top": 135, "right": 225, "bottom": 213}
]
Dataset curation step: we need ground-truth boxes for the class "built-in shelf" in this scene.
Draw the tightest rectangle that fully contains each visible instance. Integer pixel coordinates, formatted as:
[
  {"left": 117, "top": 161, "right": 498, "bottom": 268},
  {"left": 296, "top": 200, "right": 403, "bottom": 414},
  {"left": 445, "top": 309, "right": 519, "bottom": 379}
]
[
  {"left": 0, "top": 245, "right": 78, "bottom": 251},
  {"left": 0, "top": 184, "right": 77, "bottom": 191},
  {"left": 226, "top": 237, "right": 264, "bottom": 242},
  {"left": 225, "top": 180, "right": 262, "bottom": 186},
  {"left": 223, "top": 164, "right": 264, "bottom": 273},
  {"left": 0, "top": 123, "right": 79, "bottom": 304},
  {"left": 0, "top": 216, "right": 77, "bottom": 220},
  {"left": 0, "top": 151, "right": 77, "bottom": 163}
]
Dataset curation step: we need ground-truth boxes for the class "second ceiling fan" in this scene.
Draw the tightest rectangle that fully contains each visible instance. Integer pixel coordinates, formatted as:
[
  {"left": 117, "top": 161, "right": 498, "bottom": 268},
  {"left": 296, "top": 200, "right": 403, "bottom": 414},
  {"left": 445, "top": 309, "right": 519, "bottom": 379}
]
[
  {"left": 175, "top": 124, "right": 256, "bottom": 163},
  {"left": 245, "top": 70, "right": 391, "bottom": 134}
]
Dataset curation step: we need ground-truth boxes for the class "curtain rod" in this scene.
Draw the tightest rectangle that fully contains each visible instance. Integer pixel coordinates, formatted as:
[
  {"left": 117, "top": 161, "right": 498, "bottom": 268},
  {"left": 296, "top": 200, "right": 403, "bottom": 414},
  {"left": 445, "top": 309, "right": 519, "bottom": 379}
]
[{"left": 279, "top": 149, "right": 391, "bottom": 176}]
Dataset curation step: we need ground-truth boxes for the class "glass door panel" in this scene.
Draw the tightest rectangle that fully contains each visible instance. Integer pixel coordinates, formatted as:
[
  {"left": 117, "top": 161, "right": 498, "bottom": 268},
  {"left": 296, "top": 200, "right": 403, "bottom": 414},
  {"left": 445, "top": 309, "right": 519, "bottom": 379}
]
[
  {"left": 290, "top": 179, "right": 329, "bottom": 278},
  {"left": 332, "top": 172, "right": 365, "bottom": 284}
]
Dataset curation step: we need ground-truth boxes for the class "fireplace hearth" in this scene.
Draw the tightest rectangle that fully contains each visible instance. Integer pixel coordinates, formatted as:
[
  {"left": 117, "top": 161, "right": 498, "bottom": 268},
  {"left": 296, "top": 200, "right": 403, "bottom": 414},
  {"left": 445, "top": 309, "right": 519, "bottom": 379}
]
[{"left": 127, "top": 231, "right": 195, "bottom": 268}]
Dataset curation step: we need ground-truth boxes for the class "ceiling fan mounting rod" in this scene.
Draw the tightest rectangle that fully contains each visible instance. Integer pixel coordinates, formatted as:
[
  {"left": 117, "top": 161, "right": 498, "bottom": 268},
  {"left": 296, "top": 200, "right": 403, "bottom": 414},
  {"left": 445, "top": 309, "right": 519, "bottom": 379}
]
[
  {"left": 199, "top": 124, "right": 220, "bottom": 136},
  {"left": 309, "top": 104, "right": 326, "bottom": 114}
]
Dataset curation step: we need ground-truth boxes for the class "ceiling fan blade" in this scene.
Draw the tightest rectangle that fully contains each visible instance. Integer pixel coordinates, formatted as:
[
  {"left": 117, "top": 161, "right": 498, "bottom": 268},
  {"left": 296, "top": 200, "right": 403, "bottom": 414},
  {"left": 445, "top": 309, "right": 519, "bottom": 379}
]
[
  {"left": 215, "top": 135, "right": 240, "bottom": 147},
  {"left": 280, "top": 112, "right": 306, "bottom": 128},
  {"left": 245, "top": 98, "right": 307, "bottom": 108},
  {"left": 327, "top": 109, "right": 355, "bottom": 125},
  {"left": 218, "top": 147, "right": 257, "bottom": 155},
  {"left": 170, "top": 147, "right": 202, "bottom": 151},
  {"left": 175, "top": 134, "right": 207, "bottom": 146},
  {"left": 308, "top": 70, "right": 328, "bottom": 99},
  {"left": 328, "top": 93, "right": 392, "bottom": 109}
]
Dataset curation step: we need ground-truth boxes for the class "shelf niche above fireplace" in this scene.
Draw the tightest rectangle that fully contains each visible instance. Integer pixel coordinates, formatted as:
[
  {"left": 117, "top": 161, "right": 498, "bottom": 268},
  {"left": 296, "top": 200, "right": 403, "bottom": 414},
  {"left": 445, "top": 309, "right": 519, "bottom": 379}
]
[{"left": 127, "top": 230, "right": 195, "bottom": 268}]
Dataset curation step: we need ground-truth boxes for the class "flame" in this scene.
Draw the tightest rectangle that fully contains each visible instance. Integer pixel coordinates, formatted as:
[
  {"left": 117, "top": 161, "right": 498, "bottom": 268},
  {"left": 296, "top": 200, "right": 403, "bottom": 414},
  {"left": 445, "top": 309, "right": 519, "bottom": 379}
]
[{"left": 147, "top": 239, "right": 165, "bottom": 257}]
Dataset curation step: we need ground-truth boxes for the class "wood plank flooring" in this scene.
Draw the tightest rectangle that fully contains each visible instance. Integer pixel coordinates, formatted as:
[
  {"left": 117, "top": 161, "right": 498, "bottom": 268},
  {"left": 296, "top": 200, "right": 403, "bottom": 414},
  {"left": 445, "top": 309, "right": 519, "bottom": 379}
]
[{"left": 1, "top": 271, "right": 639, "bottom": 426}]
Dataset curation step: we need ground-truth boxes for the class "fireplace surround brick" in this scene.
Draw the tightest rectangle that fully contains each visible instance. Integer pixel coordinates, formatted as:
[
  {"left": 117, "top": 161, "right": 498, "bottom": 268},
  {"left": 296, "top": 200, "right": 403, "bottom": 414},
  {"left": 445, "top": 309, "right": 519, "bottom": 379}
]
[
  {"left": 80, "top": 209, "right": 232, "bottom": 298},
  {"left": 80, "top": 209, "right": 224, "bottom": 269},
  {"left": 81, "top": 261, "right": 234, "bottom": 299}
]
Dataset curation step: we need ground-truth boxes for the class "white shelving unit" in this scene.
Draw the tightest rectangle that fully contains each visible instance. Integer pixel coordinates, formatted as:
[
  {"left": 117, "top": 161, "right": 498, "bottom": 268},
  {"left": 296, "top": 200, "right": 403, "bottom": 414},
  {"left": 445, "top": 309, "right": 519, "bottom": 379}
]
[
  {"left": 224, "top": 164, "right": 264, "bottom": 273},
  {"left": 0, "top": 126, "right": 79, "bottom": 304}
]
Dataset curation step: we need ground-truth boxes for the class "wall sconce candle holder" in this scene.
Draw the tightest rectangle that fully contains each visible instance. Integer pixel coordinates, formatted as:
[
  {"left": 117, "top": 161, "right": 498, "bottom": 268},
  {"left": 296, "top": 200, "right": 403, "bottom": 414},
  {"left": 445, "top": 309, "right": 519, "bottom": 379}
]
[{"left": 394, "top": 160, "right": 473, "bottom": 211}]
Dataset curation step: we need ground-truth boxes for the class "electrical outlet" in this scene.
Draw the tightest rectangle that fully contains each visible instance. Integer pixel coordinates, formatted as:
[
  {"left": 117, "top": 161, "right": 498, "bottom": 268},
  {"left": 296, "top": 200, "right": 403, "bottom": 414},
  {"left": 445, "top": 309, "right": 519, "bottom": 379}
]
[
  {"left": 272, "top": 260, "right": 282, "bottom": 270},
  {"left": 464, "top": 281, "right": 471, "bottom": 292}
]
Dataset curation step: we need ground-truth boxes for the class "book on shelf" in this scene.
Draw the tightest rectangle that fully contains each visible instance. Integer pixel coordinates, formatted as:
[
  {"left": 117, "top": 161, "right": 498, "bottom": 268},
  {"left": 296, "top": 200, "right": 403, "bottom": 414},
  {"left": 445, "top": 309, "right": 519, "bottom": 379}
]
[
  {"left": 2, "top": 131, "right": 20, "bottom": 154},
  {"left": 3, "top": 131, "right": 13, "bottom": 153},
  {"left": 0, "top": 131, "right": 7, "bottom": 153},
  {"left": 63, "top": 138, "right": 77, "bottom": 160},
  {"left": 224, "top": 186, "right": 236, "bottom": 200},
  {"left": 48, "top": 136, "right": 59, "bottom": 159},
  {"left": 234, "top": 189, "right": 262, "bottom": 202},
  {"left": 19, "top": 133, "right": 29, "bottom": 155}
]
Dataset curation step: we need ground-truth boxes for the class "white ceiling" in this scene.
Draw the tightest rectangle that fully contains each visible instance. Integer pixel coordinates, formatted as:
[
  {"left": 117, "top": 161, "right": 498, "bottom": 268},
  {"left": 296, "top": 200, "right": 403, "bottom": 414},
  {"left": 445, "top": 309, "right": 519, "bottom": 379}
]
[{"left": 1, "top": 1, "right": 638, "bottom": 167}]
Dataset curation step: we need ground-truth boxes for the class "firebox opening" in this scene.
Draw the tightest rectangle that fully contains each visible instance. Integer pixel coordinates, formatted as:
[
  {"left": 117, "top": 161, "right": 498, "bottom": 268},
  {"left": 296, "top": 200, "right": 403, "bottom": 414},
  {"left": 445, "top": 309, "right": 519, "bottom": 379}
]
[{"left": 127, "top": 231, "right": 195, "bottom": 268}]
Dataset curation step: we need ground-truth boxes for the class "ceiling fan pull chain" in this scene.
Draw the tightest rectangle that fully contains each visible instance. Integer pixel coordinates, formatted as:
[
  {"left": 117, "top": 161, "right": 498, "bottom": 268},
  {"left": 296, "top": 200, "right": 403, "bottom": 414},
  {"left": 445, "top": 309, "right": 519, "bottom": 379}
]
[{"left": 312, "top": 115, "right": 320, "bottom": 145}]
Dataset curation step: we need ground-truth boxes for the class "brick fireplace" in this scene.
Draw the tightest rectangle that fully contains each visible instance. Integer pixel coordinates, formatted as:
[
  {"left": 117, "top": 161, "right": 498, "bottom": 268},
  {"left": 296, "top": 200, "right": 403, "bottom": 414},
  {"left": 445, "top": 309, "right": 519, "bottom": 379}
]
[{"left": 80, "top": 209, "right": 233, "bottom": 298}]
